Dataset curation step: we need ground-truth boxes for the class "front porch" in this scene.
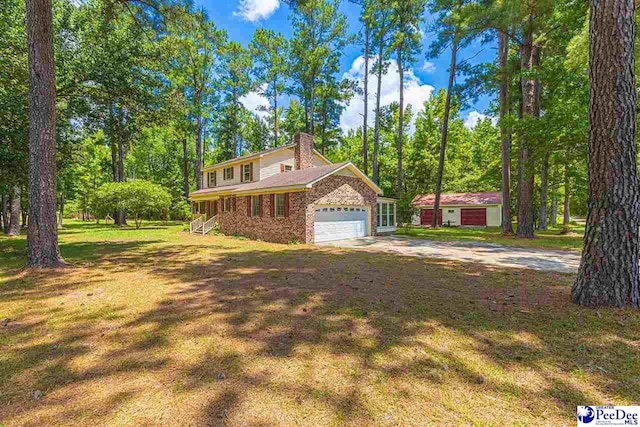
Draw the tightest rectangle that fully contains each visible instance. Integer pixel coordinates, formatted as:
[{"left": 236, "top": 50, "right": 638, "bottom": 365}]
[{"left": 190, "top": 198, "right": 220, "bottom": 235}]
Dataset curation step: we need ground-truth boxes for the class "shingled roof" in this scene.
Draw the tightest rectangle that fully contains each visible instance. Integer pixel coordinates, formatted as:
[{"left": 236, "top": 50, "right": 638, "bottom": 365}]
[
  {"left": 412, "top": 191, "right": 502, "bottom": 206},
  {"left": 190, "top": 162, "right": 354, "bottom": 198}
]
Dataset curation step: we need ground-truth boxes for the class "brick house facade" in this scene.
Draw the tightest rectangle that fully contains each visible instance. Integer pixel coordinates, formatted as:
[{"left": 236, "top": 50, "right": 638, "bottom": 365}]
[
  {"left": 189, "top": 133, "right": 393, "bottom": 243},
  {"left": 212, "top": 175, "right": 377, "bottom": 244}
]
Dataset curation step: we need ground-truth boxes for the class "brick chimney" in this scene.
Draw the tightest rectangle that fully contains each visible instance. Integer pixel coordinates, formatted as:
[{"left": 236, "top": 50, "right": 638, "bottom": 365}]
[{"left": 294, "top": 133, "right": 315, "bottom": 170}]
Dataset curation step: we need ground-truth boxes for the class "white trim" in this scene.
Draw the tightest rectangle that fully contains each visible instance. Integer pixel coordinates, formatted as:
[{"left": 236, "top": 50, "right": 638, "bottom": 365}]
[
  {"left": 414, "top": 203, "right": 502, "bottom": 209},
  {"left": 306, "top": 162, "right": 383, "bottom": 195},
  {"left": 313, "top": 149, "right": 332, "bottom": 165},
  {"left": 190, "top": 186, "right": 307, "bottom": 201}
]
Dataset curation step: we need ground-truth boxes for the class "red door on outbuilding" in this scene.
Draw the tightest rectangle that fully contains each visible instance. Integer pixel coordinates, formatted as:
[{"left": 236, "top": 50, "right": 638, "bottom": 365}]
[
  {"left": 420, "top": 209, "right": 442, "bottom": 226},
  {"left": 461, "top": 208, "right": 487, "bottom": 226}
]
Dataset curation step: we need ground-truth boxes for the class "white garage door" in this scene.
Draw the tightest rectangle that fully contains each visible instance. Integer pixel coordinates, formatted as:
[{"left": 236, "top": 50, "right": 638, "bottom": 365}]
[{"left": 314, "top": 206, "right": 368, "bottom": 243}]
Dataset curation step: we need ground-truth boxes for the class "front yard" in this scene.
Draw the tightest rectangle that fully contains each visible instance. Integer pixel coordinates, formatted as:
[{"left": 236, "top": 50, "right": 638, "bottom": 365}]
[{"left": 1, "top": 220, "right": 637, "bottom": 426}]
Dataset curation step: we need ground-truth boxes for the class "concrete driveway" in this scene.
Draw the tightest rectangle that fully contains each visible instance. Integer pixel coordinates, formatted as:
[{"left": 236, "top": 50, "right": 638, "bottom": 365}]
[{"left": 318, "top": 235, "right": 580, "bottom": 273}]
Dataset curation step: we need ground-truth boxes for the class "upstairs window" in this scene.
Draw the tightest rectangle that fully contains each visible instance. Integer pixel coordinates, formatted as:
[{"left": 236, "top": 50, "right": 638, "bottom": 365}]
[
  {"left": 243, "top": 163, "right": 252, "bottom": 182},
  {"left": 224, "top": 167, "right": 234, "bottom": 180},
  {"left": 208, "top": 171, "right": 216, "bottom": 187},
  {"left": 280, "top": 164, "right": 293, "bottom": 173}
]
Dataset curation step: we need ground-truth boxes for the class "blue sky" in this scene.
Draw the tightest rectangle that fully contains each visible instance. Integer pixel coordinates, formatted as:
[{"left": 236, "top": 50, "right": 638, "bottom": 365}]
[{"left": 194, "top": 0, "right": 496, "bottom": 130}]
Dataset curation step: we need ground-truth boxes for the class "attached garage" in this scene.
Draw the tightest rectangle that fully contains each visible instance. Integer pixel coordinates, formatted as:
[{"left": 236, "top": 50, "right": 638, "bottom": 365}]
[
  {"left": 461, "top": 208, "right": 487, "bottom": 226},
  {"left": 314, "top": 206, "right": 369, "bottom": 242}
]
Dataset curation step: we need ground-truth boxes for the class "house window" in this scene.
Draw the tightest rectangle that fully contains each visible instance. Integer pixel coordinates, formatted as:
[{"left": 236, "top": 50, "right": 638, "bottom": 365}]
[
  {"left": 382, "top": 203, "right": 388, "bottom": 227},
  {"left": 243, "top": 164, "right": 252, "bottom": 182},
  {"left": 224, "top": 167, "right": 233, "bottom": 180},
  {"left": 198, "top": 202, "right": 205, "bottom": 214},
  {"left": 448, "top": 209, "right": 454, "bottom": 213},
  {"left": 225, "top": 197, "right": 232, "bottom": 212},
  {"left": 284, "top": 165, "right": 292, "bottom": 172},
  {"left": 275, "top": 194, "right": 285, "bottom": 217},
  {"left": 377, "top": 201, "right": 396, "bottom": 228},
  {"left": 251, "top": 195, "right": 261, "bottom": 217},
  {"left": 208, "top": 171, "right": 216, "bottom": 187}
]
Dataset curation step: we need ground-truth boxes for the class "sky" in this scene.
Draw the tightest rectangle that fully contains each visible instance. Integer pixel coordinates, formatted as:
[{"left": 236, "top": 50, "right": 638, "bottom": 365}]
[{"left": 193, "top": 0, "right": 497, "bottom": 132}]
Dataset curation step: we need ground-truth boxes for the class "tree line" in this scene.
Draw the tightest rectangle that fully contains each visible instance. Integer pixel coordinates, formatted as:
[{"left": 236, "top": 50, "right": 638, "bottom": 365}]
[{"left": 1, "top": 0, "right": 638, "bottom": 308}]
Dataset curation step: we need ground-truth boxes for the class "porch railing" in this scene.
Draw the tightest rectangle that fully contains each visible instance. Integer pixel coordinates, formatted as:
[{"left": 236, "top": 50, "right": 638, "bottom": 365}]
[
  {"left": 202, "top": 215, "right": 217, "bottom": 236},
  {"left": 189, "top": 216, "right": 203, "bottom": 234}
]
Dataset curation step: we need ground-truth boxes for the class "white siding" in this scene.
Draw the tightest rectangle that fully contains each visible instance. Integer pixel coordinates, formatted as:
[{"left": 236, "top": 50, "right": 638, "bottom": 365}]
[
  {"left": 313, "top": 153, "right": 331, "bottom": 166},
  {"left": 259, "top": 148, "right": 295, "bottom": 180},
  {"left": 486, "top": 205, "right": 502, "bottom": 227},
  {"left": 202, "top": 160, "right": 259, "bottom": 189},
  {"left": 442, "top": 207, "right": 461, "bottom": 226}
]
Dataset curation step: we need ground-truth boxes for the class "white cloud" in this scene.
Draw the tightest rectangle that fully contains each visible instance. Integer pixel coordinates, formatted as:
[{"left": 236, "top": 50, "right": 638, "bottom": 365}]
[
  {"left": 420, "top": 61, "right": 436, "bottom": 73},
  {"left": 234, "top": 0, "right": 280, "bottom": 22},
  {"left": 340, "top": 56, "right": 435, "bottom": 134},
  {"left": 463, "top": 111, "right": 498, "bottom": 129},
  {"left": 240, "top": 84, "right": 270, "bottom": 119}
]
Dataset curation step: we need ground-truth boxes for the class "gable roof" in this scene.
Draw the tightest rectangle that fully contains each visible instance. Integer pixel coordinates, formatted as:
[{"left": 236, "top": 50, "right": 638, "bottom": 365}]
[
  {"left": 190, "top": 162, "right": 382, "bottom": 199},
  {"left": 412, "top": 191, "right": 502, "bottom": 206}
]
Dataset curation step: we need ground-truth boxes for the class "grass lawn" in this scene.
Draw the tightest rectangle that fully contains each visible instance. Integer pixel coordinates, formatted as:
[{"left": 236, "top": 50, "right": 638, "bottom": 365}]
[
  {"left": 1, "top": 220, "right": 638, "bottom": 426},
  {"left": 397, "top": 224, "right": 585, "bottom": 252}
]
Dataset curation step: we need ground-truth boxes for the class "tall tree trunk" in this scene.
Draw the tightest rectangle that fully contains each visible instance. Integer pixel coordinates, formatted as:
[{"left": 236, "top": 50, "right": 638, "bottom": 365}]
[
  {"left": 25, "top": 0, "right": 64, "bottom": 267},
  {"left": 563, "top": 174, "right": 571, "bottom": 226},
  {"left": 539, "top": 153, "right": 549, "bottom": 230},
  {"left": 309, "top": 80, "right": 316, "bottom": 135},
  {"left": 58, "top": 193, "right": 64, "bottom": 229},
  {"left": 183, "top": 137, "right": 189, "bottom": 199},
  {"left": 573, "top": 0, "right": 640, "bottom": 308},
  {"left": 516, "top": 18, "right": 537, "bottom": 239},
  {"left": 195, "top": 112, "right": 203, "bottom": 188},
  {"left": 116, "top": 125, "right": 126, "bottom": 226},
  {"left": 396, "top": 45, "right": 404, "bottom": 200},
  {"left": 1, "top": 193, "right": 7, "bottom": 233},
  {"left": 432, "top": 37, "right": 458, "bottom": 228},
  {"left": 550, "top": 180, "right": 558, "bottom": 225},
  {"left": 498, "top": 30, "right": 514, "bottom": 234},
  {"left": 7, "top": 186, "right": 21, "bottom": 236},
  {"left": 273, "top": 82, "right": 279, "bottom": 146},
  {"left": 362, "top": 24, "right": 370, "bottom": 176},
  {"left": 372, "top": 35, "right": 385, "bottom": 184}
]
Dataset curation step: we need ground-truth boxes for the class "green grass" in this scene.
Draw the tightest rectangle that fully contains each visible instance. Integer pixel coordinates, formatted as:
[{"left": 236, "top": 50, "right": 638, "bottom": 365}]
[
  {"left": 1, "top": 220, "right": 638, "bottom": 426},
  {"left": 397, "top": 224, "right": 584, "bottom": 252}
]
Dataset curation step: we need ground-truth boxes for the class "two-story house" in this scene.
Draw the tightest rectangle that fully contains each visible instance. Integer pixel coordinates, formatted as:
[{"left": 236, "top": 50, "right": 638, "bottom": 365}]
[{"left": 188, "top": 133, "right": 397, "bottom": 243}]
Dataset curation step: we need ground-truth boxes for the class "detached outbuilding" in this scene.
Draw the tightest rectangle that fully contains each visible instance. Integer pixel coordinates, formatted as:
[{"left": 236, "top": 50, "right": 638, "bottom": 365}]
[{"left": 411, "top": 191, "right": 503, "bottom": 227}]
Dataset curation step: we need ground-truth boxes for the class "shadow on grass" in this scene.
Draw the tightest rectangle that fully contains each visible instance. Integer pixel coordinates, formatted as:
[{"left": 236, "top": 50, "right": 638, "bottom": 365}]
[{"left": 0, "top": 228, "right": 638, "bottom": 425}]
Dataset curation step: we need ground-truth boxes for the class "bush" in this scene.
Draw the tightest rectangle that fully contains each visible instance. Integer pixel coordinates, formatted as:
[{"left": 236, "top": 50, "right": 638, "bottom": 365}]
[
  {"left": 93, "top": 180, "right": 171, "bottom": 228},
  {"left": 559, "top": 224, "right": 573, "bottom": 235},
  {"left": 170, "top": 200, "right": 192, "bottom": 221}
]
